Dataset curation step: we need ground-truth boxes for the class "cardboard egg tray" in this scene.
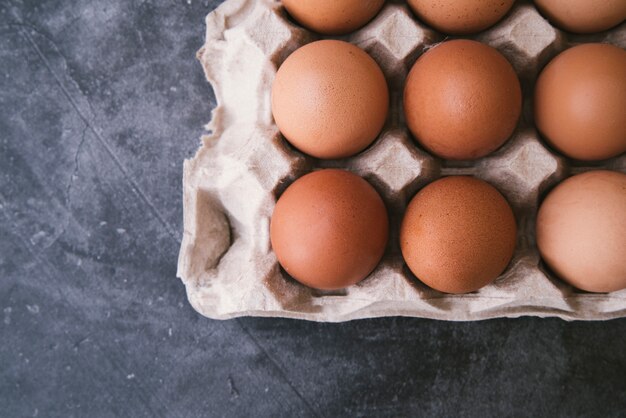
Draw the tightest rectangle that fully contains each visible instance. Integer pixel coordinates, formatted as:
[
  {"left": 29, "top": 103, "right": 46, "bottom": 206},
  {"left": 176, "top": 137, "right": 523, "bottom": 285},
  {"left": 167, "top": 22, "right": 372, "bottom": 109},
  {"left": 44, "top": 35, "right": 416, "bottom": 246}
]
[{"left": 177, "top": 0, "right": 626, "bottom": 321}]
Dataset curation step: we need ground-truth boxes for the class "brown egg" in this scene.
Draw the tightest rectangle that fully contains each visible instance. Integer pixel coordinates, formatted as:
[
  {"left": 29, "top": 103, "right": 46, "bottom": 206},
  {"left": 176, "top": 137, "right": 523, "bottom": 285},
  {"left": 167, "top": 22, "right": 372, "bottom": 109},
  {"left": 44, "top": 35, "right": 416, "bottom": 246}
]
[
  {"left": 536, "top": 171, "right": 626, "bottom": 293},
  {"left": 407, "top": 0, "right": 515, "bottom": 34},
  {"left": 404, "top": 40, "right": 521, "bottom": 160},
  {"left": 534, "top": 0, "right": 626, "bottom": 34},
  {"left": 282, "top": 0, "right": 385, "bottom": 35},
  {"left": 272, "top": 40, "right": 389, "bottom": 159},
  {"left": 270, "top": 169, "right": 389, "bottom": 290},
  {"left": 534, "top": 44, "right": 626, "bottom": 161},
  {"left": 400, "top": 176, "right": 517, "bottom": 294}
]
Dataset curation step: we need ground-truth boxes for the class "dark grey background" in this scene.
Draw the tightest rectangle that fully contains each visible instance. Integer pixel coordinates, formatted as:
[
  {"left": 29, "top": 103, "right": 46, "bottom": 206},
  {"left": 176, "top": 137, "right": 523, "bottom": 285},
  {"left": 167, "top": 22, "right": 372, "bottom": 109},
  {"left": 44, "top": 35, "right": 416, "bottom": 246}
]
[{"left": 1, "top": 1, "right": 625, "bottom": 417}]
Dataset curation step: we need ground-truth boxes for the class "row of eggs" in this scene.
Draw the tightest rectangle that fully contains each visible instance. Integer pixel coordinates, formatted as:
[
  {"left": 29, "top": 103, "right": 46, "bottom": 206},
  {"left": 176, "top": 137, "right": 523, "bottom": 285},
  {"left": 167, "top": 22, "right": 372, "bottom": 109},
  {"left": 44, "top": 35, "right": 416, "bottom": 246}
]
[
  {"left": 281, "top": 0, "right": 626, "bottom": 36},
  {"left": 273, "top": 0, "right": 626, "bottom": 161},
  {"left": 271, "top": 169, "right": 626, "bottom": 294},
  {"left": 272, "top": 39, "right": 626, "bottom": 162}
]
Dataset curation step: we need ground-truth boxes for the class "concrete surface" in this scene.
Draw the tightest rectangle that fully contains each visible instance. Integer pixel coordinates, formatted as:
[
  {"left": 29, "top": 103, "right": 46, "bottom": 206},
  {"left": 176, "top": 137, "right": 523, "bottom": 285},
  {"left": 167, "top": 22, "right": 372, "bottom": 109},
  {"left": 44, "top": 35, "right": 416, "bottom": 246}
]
[{"left": 0, "top": 0, "right": 625, "bottom": 417}]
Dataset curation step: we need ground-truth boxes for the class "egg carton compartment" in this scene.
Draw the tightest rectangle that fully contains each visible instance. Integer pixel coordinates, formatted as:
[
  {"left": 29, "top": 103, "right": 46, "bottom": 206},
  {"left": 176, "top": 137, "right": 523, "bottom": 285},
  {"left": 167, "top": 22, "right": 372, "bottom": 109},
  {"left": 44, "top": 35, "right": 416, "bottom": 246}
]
[{"left": 177, "top": 0, "right": 626, "bottom": 321}]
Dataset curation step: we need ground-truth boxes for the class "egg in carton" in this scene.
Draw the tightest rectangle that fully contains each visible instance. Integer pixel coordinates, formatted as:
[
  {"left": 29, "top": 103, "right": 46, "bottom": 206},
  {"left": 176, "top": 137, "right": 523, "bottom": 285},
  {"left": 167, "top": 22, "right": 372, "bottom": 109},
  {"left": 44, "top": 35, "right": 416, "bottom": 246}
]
[{"left": 177, "top": 0, "right": 626, "bottom": 321}]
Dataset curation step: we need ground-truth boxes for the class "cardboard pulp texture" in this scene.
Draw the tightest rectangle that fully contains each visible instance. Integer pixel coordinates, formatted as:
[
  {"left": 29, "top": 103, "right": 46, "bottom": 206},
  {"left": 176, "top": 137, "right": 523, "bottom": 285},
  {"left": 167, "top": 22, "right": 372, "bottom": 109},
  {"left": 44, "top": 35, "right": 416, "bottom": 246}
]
[{"left": 177, "top": 0, "right": 626, "bottom": 321}]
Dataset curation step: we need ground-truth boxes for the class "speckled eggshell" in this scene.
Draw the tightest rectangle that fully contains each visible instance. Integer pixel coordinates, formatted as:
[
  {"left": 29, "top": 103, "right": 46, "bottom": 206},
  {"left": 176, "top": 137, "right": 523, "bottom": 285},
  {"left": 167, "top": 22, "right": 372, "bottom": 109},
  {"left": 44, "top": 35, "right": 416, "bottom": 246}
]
[
  {"left": 534, "top": 44, "right": 626, "bottom": 161},
  {"left": 407, "top": 0, "right": 515, "bottom": 34},
  {"left": 282, "top": 0, "right": 385, "bottom": 35},
  {"left": 272, "top": 40, "right": 389, "bottom": 160},
  {"left": 536, "top": 171, "right": 626, "bottom": 293},
  {"left": 534, "top": 0, "right": 626, "bottom": 34},
  {"left": 270, "top": 169, "right": 389, "bottom": 290},
  {"left": 400, "top": 176, "right": 517, "bottom": 294},
  {"left": 404, "top": 40, "right": 521, "bottom": 160}
]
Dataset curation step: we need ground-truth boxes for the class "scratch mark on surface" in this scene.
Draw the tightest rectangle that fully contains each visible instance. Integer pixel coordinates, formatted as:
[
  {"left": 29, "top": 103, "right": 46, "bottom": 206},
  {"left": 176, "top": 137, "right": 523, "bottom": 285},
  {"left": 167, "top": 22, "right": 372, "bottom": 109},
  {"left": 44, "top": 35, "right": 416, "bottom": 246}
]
[
  {"left": 16, "top": 24, "right": 181, "bottom": 244},
  {"left": 37, "top": 122, "right": 91, "bottom": 252},
  {"left": 72, "top": 334, "right": 93, "bottom": 350},
  {"left": 237, "top": 320, "right": 322, "bottom": 418},
  {"left": 227, "top": 375, "right": 240, "bottom": 398},
  {"left": 65, "top": 122, "right": 89, "bottom": 207},
  {"left": 7, "top": 17, "right": 96, "bottom": 117}
]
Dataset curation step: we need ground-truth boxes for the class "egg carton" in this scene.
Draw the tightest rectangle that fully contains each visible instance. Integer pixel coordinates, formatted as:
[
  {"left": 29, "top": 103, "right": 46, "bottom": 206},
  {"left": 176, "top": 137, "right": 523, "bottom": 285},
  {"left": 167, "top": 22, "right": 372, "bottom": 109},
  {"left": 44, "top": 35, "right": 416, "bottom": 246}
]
[{"left": 177, "top": 0, "right": 626, "bottom": 321}]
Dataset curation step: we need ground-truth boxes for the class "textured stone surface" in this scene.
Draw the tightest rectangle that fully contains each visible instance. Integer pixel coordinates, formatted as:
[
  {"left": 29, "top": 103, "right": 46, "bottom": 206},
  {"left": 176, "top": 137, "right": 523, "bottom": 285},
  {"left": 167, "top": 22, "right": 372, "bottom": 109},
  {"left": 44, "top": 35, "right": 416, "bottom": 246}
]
[{"left": 1, "top": 0, "right": 625, "bottom": 416}]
